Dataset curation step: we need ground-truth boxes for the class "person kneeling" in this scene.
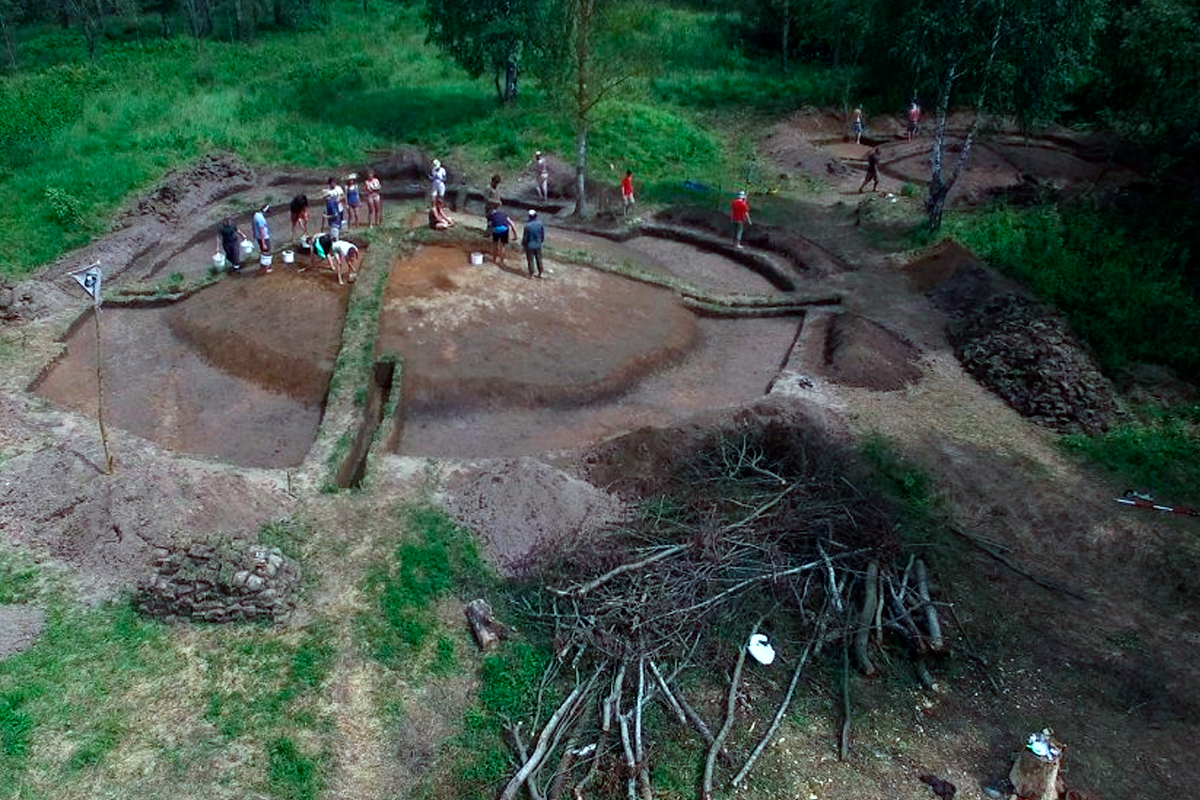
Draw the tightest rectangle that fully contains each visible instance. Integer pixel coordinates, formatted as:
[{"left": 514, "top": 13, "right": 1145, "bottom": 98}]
[{"left": 429, "top": 198, "right": 455, "bottom": 230}]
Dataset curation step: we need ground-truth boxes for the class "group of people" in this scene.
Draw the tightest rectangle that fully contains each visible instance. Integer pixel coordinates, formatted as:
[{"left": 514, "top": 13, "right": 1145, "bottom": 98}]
[
  {"left": 850, "top": 101, "right": 921, "bottom": 144},
  {"left": 217, "top": 169, "right": 380, "bottom": 284}
]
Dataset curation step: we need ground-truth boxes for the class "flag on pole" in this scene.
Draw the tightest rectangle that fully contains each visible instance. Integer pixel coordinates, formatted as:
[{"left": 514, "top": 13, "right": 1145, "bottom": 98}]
[{"left": 71, "top": 263, "right": 103, "bottom": 307}]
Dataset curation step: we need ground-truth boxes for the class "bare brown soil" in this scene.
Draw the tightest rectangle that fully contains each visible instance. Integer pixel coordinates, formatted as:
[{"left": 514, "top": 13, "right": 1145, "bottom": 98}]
[{"left": 34, "top": 271, "right": 347, "bottom": 468}]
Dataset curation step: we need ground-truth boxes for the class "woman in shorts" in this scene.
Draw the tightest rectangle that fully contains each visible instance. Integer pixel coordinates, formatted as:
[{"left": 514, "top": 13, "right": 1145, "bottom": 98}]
[
  {"left": 364, "top": 169, "right": 382, "bottom": 226},
  {"left": 487, "top": 207, "right": 516, "bottom": 268}
]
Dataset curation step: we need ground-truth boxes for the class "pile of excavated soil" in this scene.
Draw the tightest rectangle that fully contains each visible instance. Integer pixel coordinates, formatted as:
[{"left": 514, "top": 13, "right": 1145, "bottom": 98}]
[
  {"left": 823, "top": 314, "right": 922, "bottom": 391},
  {"left": 118, "top": 152, "right": 254, "bottom": 227},
  {"left": 443, "top": 458, "right": 626, "bottom": 577},
  {"left": 949, "top": 294, "right": 1119, "bottom": 432},
  {"left": 905, "top": 240, "right": 1013, "bottom": 316},
  {"left": 0, "top": 406, "right": 292, "bottom": 601}
]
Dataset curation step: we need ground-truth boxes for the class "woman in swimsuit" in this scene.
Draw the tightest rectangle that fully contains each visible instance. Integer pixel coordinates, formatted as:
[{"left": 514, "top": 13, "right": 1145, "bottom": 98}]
[
  {"left": 365, "top": 169, "right": 382, "bottom": 226},
  {"left": 346, "top": 174, "right": 361, "bottom": 228}
]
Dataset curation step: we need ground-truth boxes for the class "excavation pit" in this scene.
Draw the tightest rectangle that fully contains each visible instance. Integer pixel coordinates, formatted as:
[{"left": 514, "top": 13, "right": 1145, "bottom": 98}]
[
  {"left": 33, "top": 271, "right": 348, "bottom": 468},
  {"left": 379, "top": 241, "right": 804, "bottom": 458}
]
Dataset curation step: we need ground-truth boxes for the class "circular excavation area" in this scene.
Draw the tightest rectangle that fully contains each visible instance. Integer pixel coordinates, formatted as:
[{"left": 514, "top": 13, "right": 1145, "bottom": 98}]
[{"left": 379, "top": 238, "right": 806, "bottom": 457}]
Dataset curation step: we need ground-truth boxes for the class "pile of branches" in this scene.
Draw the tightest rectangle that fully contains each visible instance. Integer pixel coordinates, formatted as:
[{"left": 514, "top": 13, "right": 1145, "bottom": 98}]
[{"left": 499, "top": 425, "right": 953, "bottom": 800}]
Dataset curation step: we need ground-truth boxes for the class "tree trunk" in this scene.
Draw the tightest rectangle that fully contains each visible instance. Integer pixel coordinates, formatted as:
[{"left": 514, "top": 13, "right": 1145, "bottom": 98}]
[
  {"left": 464, "top": 599, "right": 503, "bottom": 651},
  {"left": 780, "top": 0, "right": 789, "bottom": 72},
  {"left": 504, "top": 49, "right": 519, "bottom": 101},
  {"left": 0, "top": 11, "right": 17, "bottom": 69},
  {"left": 1009, "top": 749, "right": 1061, "bottom": 800},
  {"left": 574, "top": 118, "right": 588, "bottom": 217}
]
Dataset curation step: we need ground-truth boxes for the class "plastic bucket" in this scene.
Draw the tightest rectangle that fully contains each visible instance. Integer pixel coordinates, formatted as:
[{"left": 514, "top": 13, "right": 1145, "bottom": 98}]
[
  {"left": 212, "top": 252, "right": 226, "bottom": 268},
  {"left": 260, "top": 254, "right": 273, "bottom": 268},
  {"left": 281, "top": 250, "right": 295, "bottom": 264},
  {"left": 469, "top": 252, "right": 484, "bottom": 265},
  {"left": 240, "top": 239, "right": 254, "bottom": 256}
]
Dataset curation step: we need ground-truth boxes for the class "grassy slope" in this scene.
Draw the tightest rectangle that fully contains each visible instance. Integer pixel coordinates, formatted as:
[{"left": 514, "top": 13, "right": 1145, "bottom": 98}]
[{"left": 0, "top": 2, "right": 845, "bottom": 279}]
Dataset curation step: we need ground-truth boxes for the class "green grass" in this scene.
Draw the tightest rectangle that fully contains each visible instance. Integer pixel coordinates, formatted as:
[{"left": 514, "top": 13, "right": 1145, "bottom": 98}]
[
  {"left": 359, "top": 506, "right": 490, "bottom": 670},
  {"left": 944, "top": 203, "right": 1200, "bottom": 379},
  {"left": 0, "top": 1, "right": 797, "bottom": 280},
  {"left": 1060, "top": 405, "right": 1200, "bottom": 505},
  {"left": 0, "top": 545, "right": 336, "bottom": 798}
]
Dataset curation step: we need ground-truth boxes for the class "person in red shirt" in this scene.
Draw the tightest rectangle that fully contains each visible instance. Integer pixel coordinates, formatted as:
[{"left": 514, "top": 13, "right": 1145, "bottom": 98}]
[
  {"left": 620, "top": 169, "right": 635, "bottom": 215},
  {"left": 730, "top": 190, "right": 751, "bottom": 248}
]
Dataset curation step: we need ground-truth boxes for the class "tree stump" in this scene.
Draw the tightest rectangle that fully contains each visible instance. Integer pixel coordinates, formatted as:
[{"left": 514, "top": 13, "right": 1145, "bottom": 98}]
[
  {"left": 465, "top": 598, "right": 502, "bottom": 651},
  {"left": 1008, "top": 747, "right": 1061, "bottom": 800}
]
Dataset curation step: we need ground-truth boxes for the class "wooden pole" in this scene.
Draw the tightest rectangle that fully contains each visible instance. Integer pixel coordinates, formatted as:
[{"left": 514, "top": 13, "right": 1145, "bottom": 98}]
[{"left": 93, "top": 306, "right": 114, "bottom": 473}]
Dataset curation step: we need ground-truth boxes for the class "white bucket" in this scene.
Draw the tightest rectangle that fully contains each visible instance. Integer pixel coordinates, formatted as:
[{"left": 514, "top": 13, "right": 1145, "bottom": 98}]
[
  {"left": 260, "top": 254, "right": 273, "bottom": 267},
  {"left": 240, "top": 239, "right": 254, "bottom": 256},
  {"left": 469, "top": 252, "right": 484, "bottom": 266},
  {"left": 212, "top": 252, "right": 226, "bottom": 267},
  {"left": 281, "top": 250, "right": 295, "bottom": 264}
]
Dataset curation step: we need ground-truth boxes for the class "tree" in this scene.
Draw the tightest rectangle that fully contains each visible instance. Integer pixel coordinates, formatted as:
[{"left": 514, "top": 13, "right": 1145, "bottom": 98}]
[
  {"left": 878, "top": 0, "right": 1102, "bottom": 230},
  {"left": 549, "top": 0, "right": 652, "bottom": 215},
  {"left": 423, "top": 0, "right": 552, "bottom": 103}
]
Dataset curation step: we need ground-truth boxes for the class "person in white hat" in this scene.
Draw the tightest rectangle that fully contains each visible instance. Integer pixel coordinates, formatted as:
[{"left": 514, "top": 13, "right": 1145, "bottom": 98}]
[
  {"left": 345, "top": 174, "right": 361, "bottom": 228},
  {"left": 730, "top": 190, "right": 751, "bottom": 248},
  {"left": 429, "top": 159, "right": 447, "bottom": 201},
  {"left": 521, "top": 209, "right": 546, "bottom": 278}
]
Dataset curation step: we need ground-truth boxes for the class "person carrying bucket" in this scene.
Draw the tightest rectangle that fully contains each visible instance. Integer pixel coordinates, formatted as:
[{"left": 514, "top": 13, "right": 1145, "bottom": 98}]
[
  {"left": 218, "top": 217, "right": 248, "bottom": 273},
  {"left": 252, "top": 203, "right": 272, "bottom": 273}
]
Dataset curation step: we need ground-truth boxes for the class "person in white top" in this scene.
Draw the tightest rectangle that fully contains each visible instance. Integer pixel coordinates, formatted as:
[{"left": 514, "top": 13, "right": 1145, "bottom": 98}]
[
  {"left": 534, "top": 150, "right": 549, "bottom": 201},
  {"left": 429, "top": 159, "right": 447, "bottom": 200}
]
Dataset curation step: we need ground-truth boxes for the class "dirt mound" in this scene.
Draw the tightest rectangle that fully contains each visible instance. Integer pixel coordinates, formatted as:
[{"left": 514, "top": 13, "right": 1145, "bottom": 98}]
[
  {"left": 443, "top": 458, "right": 626, "bottom": 577},
  {"left": 949, "top": 294, "right": 1118, "bottom": 432},
  {"left": 823, "top": 314, "right": 922, "bottom": 390},
  {"left": 0, "top": 430, "right": 292, "bottom": 601},
  {"left": 0, "top": 605, "right": 45, "bottom": 659},
  {"left": 761, "top": 110, "right": 858, "bottom": 183},
  {"left": 580, "top": 396, "right": 851, "bottom": 500},
  {"left": 119, "top": 152, "right": 253, "bottom": 225},
  {"left": 370, "top": 146, "right": 433, "bottom": 183},
  {"left": 905, "top": 240, "right": 1003, "bottom": 316}
]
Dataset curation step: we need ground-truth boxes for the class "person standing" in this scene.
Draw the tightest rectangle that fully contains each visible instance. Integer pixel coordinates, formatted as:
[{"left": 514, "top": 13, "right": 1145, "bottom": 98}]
[
  {"left": 852, "top": 107, "right": 865, "bottom": 144},
  {"left": 218, "top": 216, "right": 247, "bottom": 273},
  {"left": 289, "top": 194, "right": 310, "bottom": 237},
  {"left": 860, "top": 148, "right": 881, "bottom": 193},
  {"left": 429, "top": 159, "right": 447, "bottom": 202},
  {"left": 326, "top": 176, "right": 346, "bottom": 225},
  {"left": 487, "top": 206, "right": 517, "bottom": 268},
  {"left": 620, "top": 169, "right": 635, "bottom": 215},
  {"left": 252, "top": 203, "right": 272, "bottom": 272},
  {"left": 534, "top": 151, "right": 550, "bottom": 201},
  {"left": 907, "top": 101, "right": 921, "bottom": 140},
  {"left": 521, "top": 209, "right": 546, "bottom": 278},
  {"left": 364, "top": 169, "right": 382, "bottom": 227},
  {"left": 485, "top": 173, "right": 503, "bottom": 219},
  {"left": 323, "top": 188, "right": 342, "bottom": 239},
  {"left": 345, "top": 174, "right": 361, "bottom": 228},
  {"left": 730, "top": 190, "right": 751, "bottom": 248}
]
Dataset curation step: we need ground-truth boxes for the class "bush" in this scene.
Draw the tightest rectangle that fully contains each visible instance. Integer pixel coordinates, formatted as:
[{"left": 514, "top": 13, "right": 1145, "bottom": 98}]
[
  {"left": 946, "top": 203, "right": 1200, "bottom": 378},
  {"left": 1061, "top": 406, "right": 1200, "bottom": 504}
]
